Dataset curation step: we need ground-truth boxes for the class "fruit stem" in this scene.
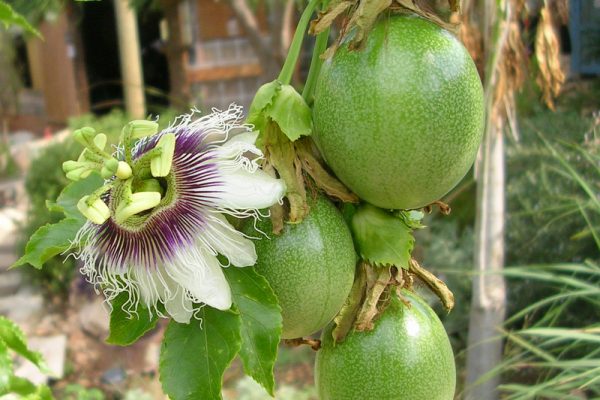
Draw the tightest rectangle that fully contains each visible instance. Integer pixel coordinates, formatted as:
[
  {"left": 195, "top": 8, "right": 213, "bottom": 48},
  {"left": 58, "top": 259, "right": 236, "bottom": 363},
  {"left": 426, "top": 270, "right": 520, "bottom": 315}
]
[
  {"left": 301, "top": 26, "right": 330, "bottom": 105},
  {"left": 277, "top": 0, "right": 321, "bottom": 85},
  {"left": 283, "top": 338, "right": 322, "bottom": 351},
  {"left": 408, "top": 259, "right": 455, "bottom": 311}
]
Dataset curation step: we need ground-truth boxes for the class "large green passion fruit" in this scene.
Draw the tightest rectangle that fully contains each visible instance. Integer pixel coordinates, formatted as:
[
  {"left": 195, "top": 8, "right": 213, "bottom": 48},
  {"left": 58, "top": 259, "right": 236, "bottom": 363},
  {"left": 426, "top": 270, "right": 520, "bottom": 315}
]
[
  {"left": 246, "top": 195, "right": 356, "bottom": 339},
  {"left": 313, "top": 15, "right": 484, "bottom": 210},
  {"left": 315, "top": 290, "right": 456, "bottom": 400}
]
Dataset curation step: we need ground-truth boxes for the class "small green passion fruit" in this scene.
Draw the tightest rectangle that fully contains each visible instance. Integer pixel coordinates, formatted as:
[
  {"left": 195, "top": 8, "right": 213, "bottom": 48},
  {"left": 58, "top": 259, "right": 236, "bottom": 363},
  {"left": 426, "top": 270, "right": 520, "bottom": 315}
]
[
  {"left": 245, "top": 195, "right": 356, "bottom": 339},
  {"left": 315, "top": 290, "right": 456, "bottom": 400}
]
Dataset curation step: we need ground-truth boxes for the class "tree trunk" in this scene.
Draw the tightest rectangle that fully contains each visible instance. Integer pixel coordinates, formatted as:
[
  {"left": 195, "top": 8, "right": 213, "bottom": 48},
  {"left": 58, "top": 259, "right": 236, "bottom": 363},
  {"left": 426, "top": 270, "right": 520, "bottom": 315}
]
[
  {"left": 465, "top": 0, "right": 510, "bottom": 398},
  {"left": 114, "top": 0, "right": 146, "bottom": 118},
  {"left": 161, "top": 0, "right": 191, "bottom": 110},
  {"left": 465, "top": 120, "right": 506, "bottom": 399}
]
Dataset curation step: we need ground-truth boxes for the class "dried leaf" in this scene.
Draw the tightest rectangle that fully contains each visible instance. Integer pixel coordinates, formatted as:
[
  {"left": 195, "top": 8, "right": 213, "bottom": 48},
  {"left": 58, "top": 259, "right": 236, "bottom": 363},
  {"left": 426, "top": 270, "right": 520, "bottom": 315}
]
[
  {"left": 458, "top": 16, "right": 483, "bottom": 74},
  {"left": 295, "top": 138, "right": 358, "bottom": 203},
  {"left": 347, "top": 0, "right": 392, "bottom": 50},
  {"left": 332, "top": 263, "right": 366, "bottom": 343},
  {"left": 262, "top": 122, "right": 309, "bottom": 223},
  {"left": 448, "top": 0, "right": 460, "bottom": 13},
  {"left": 535, "top": 6, "right": 565, "bottom": 110},
  {"left": 392, "top": 0, "right": 458, "bottom": 32},
  {"left": 310, "top": 0, "right": 354, "bottom": 35},
  {"left": 354, "top": 263, "right": 392, "bottom": 331}
]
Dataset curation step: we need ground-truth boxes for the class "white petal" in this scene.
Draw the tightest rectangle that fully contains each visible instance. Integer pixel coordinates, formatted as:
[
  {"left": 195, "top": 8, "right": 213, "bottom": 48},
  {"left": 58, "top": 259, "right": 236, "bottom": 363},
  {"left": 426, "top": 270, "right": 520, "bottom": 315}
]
[
  {"left": 224, "top": 130, "right": 260, "bottom": 147},
  {"left": 131, "top": 267, "right": 161, "bottom": 309},
  {"left": 168, "top": 246, "right": 232, "bottom": 311},
  {"left": 164, "top": 286, "right": 194, "bottom": 324},
  {"left": 214, "top": 137, "right": 262, "bottom": 161},
  {"left": 216, "top": 168, "right": 286, "bottom": 210},
  {"left": 204, "top": 213, "right": 257, "bottom": 267}
]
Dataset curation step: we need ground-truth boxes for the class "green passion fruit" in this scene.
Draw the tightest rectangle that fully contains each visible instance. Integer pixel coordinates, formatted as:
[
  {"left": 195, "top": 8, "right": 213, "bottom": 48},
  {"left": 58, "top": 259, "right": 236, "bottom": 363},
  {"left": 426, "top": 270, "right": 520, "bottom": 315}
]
[
  {"left": 246, "top": 195, "right": 356, "bottom": 339},
  {"left": 315, "top": 290, "right": 456, "bottom": 400},
  {"left": 313, "top": 15, "right": 485, "bottom": 210}
]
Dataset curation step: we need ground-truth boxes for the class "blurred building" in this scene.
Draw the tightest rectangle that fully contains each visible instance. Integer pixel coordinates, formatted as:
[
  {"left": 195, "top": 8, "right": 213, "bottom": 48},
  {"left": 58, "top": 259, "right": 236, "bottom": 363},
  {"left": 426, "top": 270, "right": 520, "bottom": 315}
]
[{"left": 6, "top": 0, "right": 293, "bottom": 134}]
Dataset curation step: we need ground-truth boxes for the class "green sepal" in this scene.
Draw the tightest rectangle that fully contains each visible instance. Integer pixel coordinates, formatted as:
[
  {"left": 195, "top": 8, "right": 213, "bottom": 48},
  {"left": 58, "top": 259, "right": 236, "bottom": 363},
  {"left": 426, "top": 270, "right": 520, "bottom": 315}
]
[
  {"left": 248, "top": 81, "right": 281, "bottom": 127},
  {"left": 351, "top": 203, "right": 415, "bottom": 269},
  {"left": 396, "top": 210, "right": 426, "bottom": 230},
  {"left": 224, "top": 267, "right": 282, "bottom": 396},
  {"left": 106, "top": 292, "right": 159, "bottom": 346},
  {"left": 266, "top": 85, "right": 312, "bottom": 142},
  {"left": 247, "top": 81, "right": 312, "bottom": 142},
  {"left": 159, "top": 307, "right": 242, "bottom": 400}
]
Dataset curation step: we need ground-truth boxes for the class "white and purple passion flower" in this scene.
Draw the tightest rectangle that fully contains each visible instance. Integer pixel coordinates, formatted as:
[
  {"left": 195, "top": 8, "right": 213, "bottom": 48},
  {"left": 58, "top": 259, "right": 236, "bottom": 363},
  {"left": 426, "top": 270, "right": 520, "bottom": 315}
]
[{"left": 64, "top": 105, "right": 285, "bottom": 323}]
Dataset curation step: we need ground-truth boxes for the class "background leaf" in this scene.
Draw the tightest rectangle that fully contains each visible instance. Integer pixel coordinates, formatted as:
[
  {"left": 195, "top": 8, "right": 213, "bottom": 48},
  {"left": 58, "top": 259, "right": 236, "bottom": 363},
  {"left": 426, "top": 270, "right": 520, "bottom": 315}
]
[
  {"left": 0, "top": 0, "right": 40, "bottom": 36},
  {"left": 159, "top": 308, "right": 242, "bottom": 400},
  {"left": 46, "top": 174, "right": 103, "bottom": 219},
  {"left": 0, "top": 339, "right": 13, "bottom": 394},
  {"left": 106, "top": 292, "right": 159, "bottom": 346},
  {"left": 12, "top": 218, "right": 83, "bottom": 269},
  {"left": 224, "top": 267, "right": 282, "bottom": 395},
  {"left": 14, "top": 174, "right": 103, "bottom": 269},
  {"left": 0, "top": 317, "right": 47, "bottom": 371}
]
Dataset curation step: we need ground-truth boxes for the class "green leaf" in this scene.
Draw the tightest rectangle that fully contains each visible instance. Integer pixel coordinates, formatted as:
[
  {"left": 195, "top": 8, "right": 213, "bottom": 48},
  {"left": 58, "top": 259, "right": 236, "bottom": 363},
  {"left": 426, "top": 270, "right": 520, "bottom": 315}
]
[
  {"left": 12, "top": 217, "right": 83, "bottom": 269},
  {"left": 106, "top": 292, "right": 159, "bottom": 346},
  {"left": 46, "top": 173, "right": 104, "bottom": 219},
  {"left": 0, "top": 339, "right": 13, "bottom": 394},
  {"left": 159, "top": 308, "right": 242, "bottom": 400},
  {"left": 0, "top": 317, "right": 47, "bottom": 372},
  {"left": 3, "top": 376, "right": 42, "bottom": 398},
  {"left": 351, "top": 204, "right": 415, "bottom": 269},
  {"left": 0, "top": 1, "right": 40, "bottom": 37},
  {"left": 248, "top": 81, "right": 281, "bottom": 121},
  {"left": 224, "top": 267, "right": 282, "bottom": 396},
  {"left": 247, "top": 81, "right": 312, "bottom": 142},
  {"left": 265, "top": 85, "right": 312, "bottom": 141}
]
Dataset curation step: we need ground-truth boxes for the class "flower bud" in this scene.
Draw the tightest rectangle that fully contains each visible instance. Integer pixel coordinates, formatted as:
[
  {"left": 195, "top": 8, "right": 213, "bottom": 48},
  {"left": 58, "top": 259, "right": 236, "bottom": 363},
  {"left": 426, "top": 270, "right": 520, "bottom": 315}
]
[
  {"left": 93, "top": 133, "right": 108, "bottom": 150},
  {"left": 116, "top": 161, "right": 133, "bottom": 180},
  {"left": 73, "top": 127, "right": 96, "bottom": 148},
  {"left": 104, "top": 158, "right": 119, "bottom": 173}
]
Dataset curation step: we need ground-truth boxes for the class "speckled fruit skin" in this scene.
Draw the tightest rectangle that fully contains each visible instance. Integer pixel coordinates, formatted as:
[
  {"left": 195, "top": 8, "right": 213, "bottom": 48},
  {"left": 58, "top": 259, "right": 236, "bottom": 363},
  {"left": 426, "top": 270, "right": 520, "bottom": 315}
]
[
  {"left": 315, "top": 290, "right": 456, "bottom": 400},
  {"left": 313, "top": 15, "right": 484, "bottom": 210},
  {"left": 248, "top": 196, "right": 356, "bottom": 339}
]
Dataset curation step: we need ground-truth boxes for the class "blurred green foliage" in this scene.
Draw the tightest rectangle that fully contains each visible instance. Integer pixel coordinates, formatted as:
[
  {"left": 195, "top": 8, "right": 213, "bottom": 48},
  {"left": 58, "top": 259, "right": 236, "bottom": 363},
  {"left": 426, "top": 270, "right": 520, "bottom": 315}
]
[
  {"left": 418, "top": 78, "right": 600, "bottom": 397},
  {"left": 62, "top": 384, "right": 104, "bottom": 400},
  {"left": 0, "top": 140, "right": 19, "bottom": 178}
]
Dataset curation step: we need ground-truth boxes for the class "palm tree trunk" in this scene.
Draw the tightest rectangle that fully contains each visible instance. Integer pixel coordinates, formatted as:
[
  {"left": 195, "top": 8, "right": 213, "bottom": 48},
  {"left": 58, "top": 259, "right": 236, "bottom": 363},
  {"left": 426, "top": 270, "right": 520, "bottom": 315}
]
[{"left": 465, "top": 0, "right": 511, "bottom": 397}]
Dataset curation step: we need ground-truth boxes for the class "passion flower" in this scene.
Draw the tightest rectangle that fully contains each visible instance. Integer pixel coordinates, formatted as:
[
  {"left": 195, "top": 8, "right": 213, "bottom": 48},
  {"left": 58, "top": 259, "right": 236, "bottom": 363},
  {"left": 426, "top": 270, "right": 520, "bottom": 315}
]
[{"left": 68, "top": 105, "right": 286, "bottom": 323}]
